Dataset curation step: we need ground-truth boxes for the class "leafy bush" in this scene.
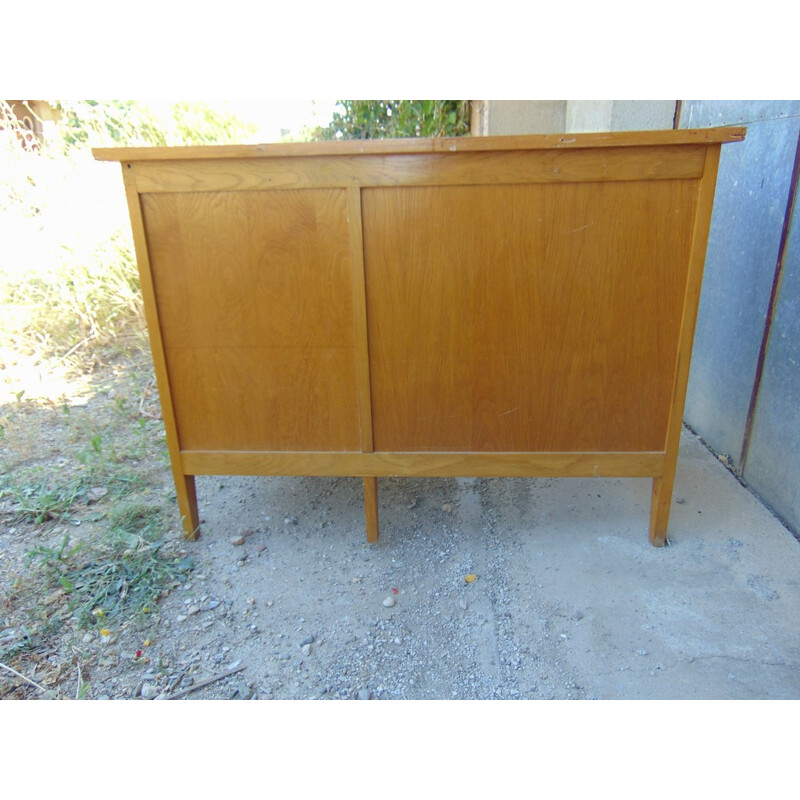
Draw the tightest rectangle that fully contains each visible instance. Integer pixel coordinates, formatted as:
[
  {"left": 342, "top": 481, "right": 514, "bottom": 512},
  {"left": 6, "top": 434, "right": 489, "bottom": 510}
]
[
  {"left": 309, "top": 100, "right": 471, "bottom": 140},
  {"left": 0, "top": 100, "right": 257, "bottom": 368}
]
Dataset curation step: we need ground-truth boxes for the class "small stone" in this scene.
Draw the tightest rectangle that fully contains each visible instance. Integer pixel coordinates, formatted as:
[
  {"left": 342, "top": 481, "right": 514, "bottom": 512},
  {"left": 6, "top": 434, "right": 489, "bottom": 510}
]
[
  {"left": 0, "top": 628, "right": 18, "bottom": 646},
  {"left": 43, "top": 589, "right": 63, "bottom": 606},
  {"left": 357, "top": 689, "right": 371, "bottom": 700},
  {"left": 176, "top": 614, "right": 187, "bottom": 622},
  {"left": 187, "top": 605, "right": 200, "bottom": 616},
  {"left": 383, "top": 596, "right": 396, "bottom": 608},
  {"left": 231, "top": 536, "right": 245, "bottom": 546},
  {"left": 571, "top": 611, "right": 585, "bottom": 621},
  {"left": 239, "top": 685, "right": 254, "bottom": 700},
  {"left": 300, "top": 635, "right": 314, "bottom": 646},
  {"left": 459, "top": 598, "right": 468, "bottom": 610},
  {"left": 86, "top": 487, "right": 108, "bottom": 504},
  {"left": 442, "top": 502, "right": 454, "bottom": 513},
  {"left": 301, "top": 644, "right": 312, "bottom": 656},
  {"left": 238, "top": 527, "right": 254, "bottom": 538},
  {"left": 141, "top": 683, "right": 160, "bottom": 699}
]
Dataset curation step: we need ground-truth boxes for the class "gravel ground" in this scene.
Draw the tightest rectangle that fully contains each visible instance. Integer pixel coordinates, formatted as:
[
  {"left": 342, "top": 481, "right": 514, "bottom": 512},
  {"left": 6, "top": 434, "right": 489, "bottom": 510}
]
[
  {"left": 115, "top": 427, "right": 800, "bottom": 701},
  {"left": 138, "top": 474, "right": 580, "bottom": 701}
]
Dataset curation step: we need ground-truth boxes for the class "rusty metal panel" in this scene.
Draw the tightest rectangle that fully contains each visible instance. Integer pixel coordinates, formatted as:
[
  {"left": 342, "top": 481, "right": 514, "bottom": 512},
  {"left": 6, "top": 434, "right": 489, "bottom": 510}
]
[
  {"left": 743, "top": 196, "right": 800, "bottom": 532},
  {"left": 680, "top": 101, "right": 800, "bottom": 469}
]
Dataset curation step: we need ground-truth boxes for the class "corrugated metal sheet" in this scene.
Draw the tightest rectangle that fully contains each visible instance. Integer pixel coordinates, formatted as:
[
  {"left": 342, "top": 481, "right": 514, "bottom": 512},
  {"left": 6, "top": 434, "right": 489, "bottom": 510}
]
[
  {"left": 680, "top": 101, "right": 800, "bottom": 470},
  {"left": 744, "top": 188, "right": 800, "bottom": 531}
]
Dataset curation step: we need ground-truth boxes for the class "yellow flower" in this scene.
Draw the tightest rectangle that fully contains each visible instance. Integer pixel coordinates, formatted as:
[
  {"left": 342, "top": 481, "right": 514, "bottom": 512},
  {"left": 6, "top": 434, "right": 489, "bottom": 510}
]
[
  {"left": 143, "top": 639, "right": 151, "bottom": 647},
  {"left": 100, "top": 628, "right": 111, "bottom": 637},
  {"left": 93, "top": 608, "right": 105, "bottom": 618}
]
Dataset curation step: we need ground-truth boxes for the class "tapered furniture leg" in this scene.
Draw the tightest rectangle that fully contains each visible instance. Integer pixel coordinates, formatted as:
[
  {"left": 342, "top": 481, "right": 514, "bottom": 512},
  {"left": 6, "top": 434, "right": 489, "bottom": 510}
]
[
  {"left": 649, "top": 475, "right": 674, "bottom": 547},
  {"left": 178, "top": 474, "right": 201, "bottom": 540},
  {"left": 364, "top": 477, "right": 379, "bottom": 543}
]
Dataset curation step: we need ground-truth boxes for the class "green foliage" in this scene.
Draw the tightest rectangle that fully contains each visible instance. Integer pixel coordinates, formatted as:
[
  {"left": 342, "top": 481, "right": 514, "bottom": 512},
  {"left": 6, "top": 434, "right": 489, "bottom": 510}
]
[
  {"left": 55, "top": 100, "right": 169, "bottom": 151},
  {"left": 1, "top": 99, "right": 257, "bottom": 367},
  {"left": 1, "top": 467, "right": 88, "bottom": 524},
  {"left": 24, "top": 524, "right": 192, "bottom": 630},
  {"left": 53, "top": 100, "right": 258, "bottom": 151},
  {"left": 309, "top": 100, "right": 471, "bottom": 140}
]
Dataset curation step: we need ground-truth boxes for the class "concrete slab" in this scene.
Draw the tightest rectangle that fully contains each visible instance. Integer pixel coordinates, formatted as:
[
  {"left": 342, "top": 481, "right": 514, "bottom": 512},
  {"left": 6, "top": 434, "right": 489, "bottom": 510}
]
[{"left": 186, "top": 427, "right": 800, "bottom": 700}]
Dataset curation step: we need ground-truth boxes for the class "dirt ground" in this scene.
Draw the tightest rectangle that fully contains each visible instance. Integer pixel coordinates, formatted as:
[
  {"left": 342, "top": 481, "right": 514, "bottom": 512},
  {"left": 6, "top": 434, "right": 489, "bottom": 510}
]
[
  {"left": 2, "top": 347, "right": 800, "bottom": 702},
  {"left": 0, "top": 337, "right": 581, "bottom": 701}
]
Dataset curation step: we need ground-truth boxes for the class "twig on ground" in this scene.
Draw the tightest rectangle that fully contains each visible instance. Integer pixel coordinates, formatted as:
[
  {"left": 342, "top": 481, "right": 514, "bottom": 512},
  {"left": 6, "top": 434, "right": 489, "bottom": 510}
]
[
  {"left": 0, "top": 660, "right": 52, "bottom": 696},
  {"left": 138, "top": 376, "right": 159, "bottom": 418},
  {"left": 165, "top": 664, "right": 245, "bottom": 700}
]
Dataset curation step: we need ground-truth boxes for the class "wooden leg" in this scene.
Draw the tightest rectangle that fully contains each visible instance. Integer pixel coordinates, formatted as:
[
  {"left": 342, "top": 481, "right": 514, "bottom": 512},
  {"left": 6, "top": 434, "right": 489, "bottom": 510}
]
[
  {"left": 649, "top": 475, "right": 672, "bottom": 547},
  {"left": 177, "top": 474, "right": 201, "bottom": 541},
  {"left": 363, "top": 477, "right": 379, "bottom": 543}
]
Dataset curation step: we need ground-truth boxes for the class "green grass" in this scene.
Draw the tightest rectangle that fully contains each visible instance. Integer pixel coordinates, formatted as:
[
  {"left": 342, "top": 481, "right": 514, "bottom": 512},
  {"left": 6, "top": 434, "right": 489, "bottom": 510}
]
[
  {"left": 1, "top": 468, "right": 88, "bottom": 524},
  {"left": 2, "top": 524, "right": 192, "bottom": 669},
  {"left": 24, "top": 522, "right": 193, "bottom": 631},
  {"left": 0, "top": 101, "right": 253, "bottom": 692}
]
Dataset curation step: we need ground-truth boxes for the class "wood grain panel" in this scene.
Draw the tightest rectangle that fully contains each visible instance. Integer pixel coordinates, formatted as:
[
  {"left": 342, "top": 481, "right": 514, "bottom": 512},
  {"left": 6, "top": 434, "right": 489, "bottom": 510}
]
[
  {"left": 129, "top": 146, "right": 706, "bottom": 193},
  {"left": 363, "top": 181, "right": 699, "bottom": 453},
  {"left": 165, "top": 346, "right": 359, "bottom": 451},
  {"left": 92, "top": 125, "right": 745, "bottom": 162},
  {"left": 141, "top": 191, "right": 353, "bottom": 347},
  {"left": 140, "top": 189, "right": 360, "bottom": 452},
  {"left": 651, "top": 144, "right": 724, "bottom": 544},
  {"left": 181, "top": 450, "right": 666, "bottom": 478}
]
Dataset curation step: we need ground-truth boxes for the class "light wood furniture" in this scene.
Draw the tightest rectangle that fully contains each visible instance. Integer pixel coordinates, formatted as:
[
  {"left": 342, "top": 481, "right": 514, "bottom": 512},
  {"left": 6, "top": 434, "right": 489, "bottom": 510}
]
[{"left": 94, "top": 127, "right": 745, "bottom": 546}]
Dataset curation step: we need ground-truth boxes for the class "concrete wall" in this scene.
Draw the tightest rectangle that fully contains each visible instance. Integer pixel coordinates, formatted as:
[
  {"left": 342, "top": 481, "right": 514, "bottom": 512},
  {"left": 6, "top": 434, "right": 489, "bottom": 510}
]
[
  {"left": 473, "top": 100, "right": 676, "bottom": 135},
  {"left": 472, "top": 100, "right": 566, "bottom": 135},
  {"left": 472, "top": 100, "right": 676, "bottom": 136},
  {"left": 566, "top": 100, "right": 676, "bottom": 132},
  {"left": 474, "top": 100, "right": 800, "bottom": 536}
]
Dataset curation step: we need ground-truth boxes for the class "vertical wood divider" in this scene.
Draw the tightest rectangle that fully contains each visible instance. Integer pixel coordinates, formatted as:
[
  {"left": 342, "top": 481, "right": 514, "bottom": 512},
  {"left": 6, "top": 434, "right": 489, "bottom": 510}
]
[
  {"left": 347, "top": 186, "right": 379, "bottom": 542},
  {"left": 650, "top": 144, "right": 723, "bottom": 545},
  {"left": 122, "top": 166, "right": 200, "bottom": 538}
]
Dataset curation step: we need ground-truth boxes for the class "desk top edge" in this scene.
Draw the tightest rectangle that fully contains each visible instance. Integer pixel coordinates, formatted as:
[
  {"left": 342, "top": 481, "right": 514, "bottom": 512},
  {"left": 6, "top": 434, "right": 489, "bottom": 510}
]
[{"left": 92, "top": 127, "right": 746, "bottom": 163}]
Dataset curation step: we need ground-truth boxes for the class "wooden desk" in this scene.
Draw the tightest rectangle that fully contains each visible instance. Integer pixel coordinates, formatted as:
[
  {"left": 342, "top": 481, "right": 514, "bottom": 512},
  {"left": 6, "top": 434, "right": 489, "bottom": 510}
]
[{"left": 94, "top": 127, "right": 745, "bottom": 546}]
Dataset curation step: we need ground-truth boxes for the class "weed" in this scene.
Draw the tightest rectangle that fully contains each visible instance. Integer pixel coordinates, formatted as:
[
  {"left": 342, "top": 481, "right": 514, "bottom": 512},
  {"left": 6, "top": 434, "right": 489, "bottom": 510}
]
[
  {"left": 1, "top": 467, "right": 88, "bottom": 524},
  {"left": 23, "top": 524, "right": 192, "bottom": 633},
  {"left": 108, "top": 499, "right": 164, "bottom": 538}
]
